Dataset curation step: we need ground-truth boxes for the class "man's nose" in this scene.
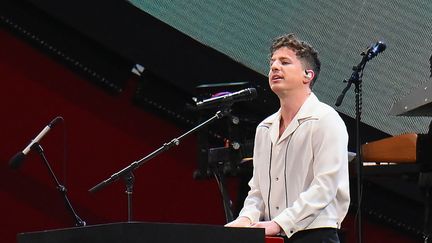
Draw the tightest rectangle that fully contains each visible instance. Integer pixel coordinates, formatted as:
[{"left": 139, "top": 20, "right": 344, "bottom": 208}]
[{"left": 271, "top": 61, "right": 280, "bottom": 71}]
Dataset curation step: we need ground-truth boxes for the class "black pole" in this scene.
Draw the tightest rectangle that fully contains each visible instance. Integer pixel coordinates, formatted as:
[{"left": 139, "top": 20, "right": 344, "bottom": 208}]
[
  {"left": 212, "top": 166, "right": 234, "bottom": 223},
  {"left": 354, "top": 79, "right": 363, "bottom": 243},
  {"left": 336, "top": 64, "right": 365, "bottom": 243},
  {"left": 124, "top": 172, "right": 135, "bottom": 222},
  {"left": 32, "top": 142, "right": 86, "bottom": 227}
]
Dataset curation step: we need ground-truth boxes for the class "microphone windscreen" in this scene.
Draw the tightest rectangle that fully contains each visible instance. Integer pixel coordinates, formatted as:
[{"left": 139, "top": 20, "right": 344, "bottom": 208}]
[{"left": 9, "top": 152, "right": 25, "bottom": 169}]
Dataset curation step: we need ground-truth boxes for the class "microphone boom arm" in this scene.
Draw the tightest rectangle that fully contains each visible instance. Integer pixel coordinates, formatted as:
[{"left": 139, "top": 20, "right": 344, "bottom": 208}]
[
  {"left": 89, "top": 109, "right": 230, "bottom": 221},
  {"left": 335, "top": 55, "right": 367, "bottom": 107},
  {"left": 89, "top": 110, "right": 227, "bottom": 193},
  {"left": 336, "top": 41, "right": 386, "bottom": 107}
]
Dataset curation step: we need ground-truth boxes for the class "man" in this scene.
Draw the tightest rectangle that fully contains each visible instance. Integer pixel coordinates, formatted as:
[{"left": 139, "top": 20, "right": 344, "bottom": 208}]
[{"left": 226, "top": 33, "right": 350, "bottom": 243}]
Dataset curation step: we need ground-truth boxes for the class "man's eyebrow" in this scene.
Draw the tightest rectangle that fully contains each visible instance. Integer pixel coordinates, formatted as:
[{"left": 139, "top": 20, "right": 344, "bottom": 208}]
[
  {"left": 270, "top": 56, "right": 291, "bottom": 62},
  {"left": 279, "top": 57, "right": 291, "bottom": 60}
]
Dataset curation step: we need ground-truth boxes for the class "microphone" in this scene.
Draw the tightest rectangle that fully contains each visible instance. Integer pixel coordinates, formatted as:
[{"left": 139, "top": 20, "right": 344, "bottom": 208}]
[
  {"left": 366, "top": 41, "right": 386, "bottom": 61},
  {"left": 9, "top": 116, "right": 63, "bottom": 169},
  {"left": 195, "top": 88, "right": 257, "bottom": 109}
]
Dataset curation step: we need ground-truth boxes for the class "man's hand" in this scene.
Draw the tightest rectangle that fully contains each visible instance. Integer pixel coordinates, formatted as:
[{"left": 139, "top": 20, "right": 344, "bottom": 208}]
[
  {"left": 224, "top": 217, "right": 252, "bottom": 227},
  {"left": 250, "top": 221, "right": 281, "bottom": 236}
]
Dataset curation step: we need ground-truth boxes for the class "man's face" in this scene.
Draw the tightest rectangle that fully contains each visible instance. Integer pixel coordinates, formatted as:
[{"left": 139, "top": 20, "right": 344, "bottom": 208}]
[{"left": 268, "top": 47, "right": 308, "bottom": 96}]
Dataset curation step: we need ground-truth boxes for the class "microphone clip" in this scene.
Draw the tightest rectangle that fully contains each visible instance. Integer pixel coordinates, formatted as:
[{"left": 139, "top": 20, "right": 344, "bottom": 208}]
[{"left": 361, "top": 41, "right": 387, "bottom": 62}]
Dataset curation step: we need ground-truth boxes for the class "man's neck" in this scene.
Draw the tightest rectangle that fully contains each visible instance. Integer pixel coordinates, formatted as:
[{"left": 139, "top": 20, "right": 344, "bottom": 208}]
[{"left": 279, "top": 91, "right": 311, "bottom": 127}]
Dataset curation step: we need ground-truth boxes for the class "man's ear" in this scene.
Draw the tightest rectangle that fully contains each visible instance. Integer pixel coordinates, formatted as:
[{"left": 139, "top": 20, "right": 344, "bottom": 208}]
[{"left": 304, "top": 69, "right": 315, "bottom": 81}]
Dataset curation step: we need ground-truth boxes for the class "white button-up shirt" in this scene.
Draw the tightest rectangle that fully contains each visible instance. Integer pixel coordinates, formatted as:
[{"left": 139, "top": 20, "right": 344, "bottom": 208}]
[{"left": 238, "top": 93, "right": 350, "bottom": 238}]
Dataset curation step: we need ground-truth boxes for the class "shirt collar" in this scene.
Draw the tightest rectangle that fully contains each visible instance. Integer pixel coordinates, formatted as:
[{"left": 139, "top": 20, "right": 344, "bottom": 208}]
[{"left": 263, "top": 93, "right": 320, "bottom": 144}]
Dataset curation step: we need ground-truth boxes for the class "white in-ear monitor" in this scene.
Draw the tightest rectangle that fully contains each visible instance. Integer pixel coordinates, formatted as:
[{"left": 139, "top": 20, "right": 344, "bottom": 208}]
[{"left": 305, "top": 70, "right": 312, "bottom": 78}]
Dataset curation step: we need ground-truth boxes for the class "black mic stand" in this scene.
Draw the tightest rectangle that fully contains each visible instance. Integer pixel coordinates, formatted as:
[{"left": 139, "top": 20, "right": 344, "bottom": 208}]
[
  {"left": 89, "top": 109, "right": 230, "bottom": 222},
  {"left": 32, "top": 142, "right": 86, "bottom": 227},
  {"left": 336, "top": 50, "right": 371, "bottom": 243},
  {"left": 206, "top": 112, "right": 236, "bottom": 223},
  {"left": 212, "top": 161, "right": 234, "bottom": 223}
]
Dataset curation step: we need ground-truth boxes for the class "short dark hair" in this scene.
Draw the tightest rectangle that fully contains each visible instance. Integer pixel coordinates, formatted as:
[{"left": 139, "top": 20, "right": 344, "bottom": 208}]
[{"left": 270, "top": 33, "right": 321, "bottom": 87}]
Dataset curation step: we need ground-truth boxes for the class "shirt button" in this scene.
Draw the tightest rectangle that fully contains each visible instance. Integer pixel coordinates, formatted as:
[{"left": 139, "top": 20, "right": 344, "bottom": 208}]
[
  {"left": 290, "top": 230, "right": 294, "bottom": 233},
  {"left": 276, "top": 206, "right": 279, "bottom": 210},
  {"left": 275, "top": 177, "right": 279, "bottom": 181}
]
